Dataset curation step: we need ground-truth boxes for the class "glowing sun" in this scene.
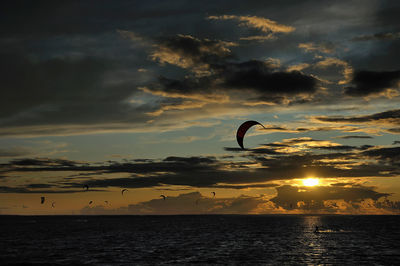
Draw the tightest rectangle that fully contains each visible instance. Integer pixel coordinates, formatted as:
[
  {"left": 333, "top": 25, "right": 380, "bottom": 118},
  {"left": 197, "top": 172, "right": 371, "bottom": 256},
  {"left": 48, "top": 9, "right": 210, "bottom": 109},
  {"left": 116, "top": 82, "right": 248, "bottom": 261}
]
[{"left": 302, "top": 178, "right": 319, "bottom": 187}]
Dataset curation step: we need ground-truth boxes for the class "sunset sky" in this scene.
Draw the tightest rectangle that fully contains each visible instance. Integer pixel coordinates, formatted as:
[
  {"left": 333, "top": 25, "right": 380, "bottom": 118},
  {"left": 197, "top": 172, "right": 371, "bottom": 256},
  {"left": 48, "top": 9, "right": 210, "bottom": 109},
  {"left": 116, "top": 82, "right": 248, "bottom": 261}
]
[{"left": 1, "top": 0, "right": 400, "bottom": 215}]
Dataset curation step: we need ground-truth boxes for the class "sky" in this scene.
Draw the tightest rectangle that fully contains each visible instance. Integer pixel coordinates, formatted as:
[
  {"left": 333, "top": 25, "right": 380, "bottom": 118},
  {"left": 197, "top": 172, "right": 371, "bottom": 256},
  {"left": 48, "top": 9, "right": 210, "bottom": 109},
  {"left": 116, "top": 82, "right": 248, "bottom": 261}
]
[{"left": 1, "top": 0, "right": 400, "bottom": 215}]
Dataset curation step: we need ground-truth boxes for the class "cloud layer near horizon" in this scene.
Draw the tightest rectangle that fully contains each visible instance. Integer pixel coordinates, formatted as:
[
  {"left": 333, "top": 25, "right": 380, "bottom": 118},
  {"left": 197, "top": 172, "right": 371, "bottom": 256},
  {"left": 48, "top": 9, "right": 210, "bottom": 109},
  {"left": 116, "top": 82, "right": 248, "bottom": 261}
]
[{"left": 80, "top": 190, "right": 400, "bottom": 215}]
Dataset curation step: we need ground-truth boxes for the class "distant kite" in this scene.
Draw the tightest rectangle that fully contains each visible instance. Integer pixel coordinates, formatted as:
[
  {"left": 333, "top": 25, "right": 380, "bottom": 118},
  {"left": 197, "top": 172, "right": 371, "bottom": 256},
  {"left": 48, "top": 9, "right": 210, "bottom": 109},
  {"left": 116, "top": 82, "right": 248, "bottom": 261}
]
[
  {"left": 89, "top": 200, "right": 93, "bottom": 205},
  {"left": 83, "top": 185, "right": 89, "bottom": 191},
  {"left": 40, "top": 196, "right": 45, "bottom": 204},
  {"left": 236, "top": 120, "right": 266, "bottom": 149},
  {"left": 104, "top": 201, "right": 109, "bottom": 205},
  {"left": 121, "top": 189, "right": 128, "bottom": 196},
  {"left": 160, "top": 195, "right": 166, "bottom": 200},
  {"left": 211, "top": 192, "right": 216, "bottom": 198},
  {"left": 52, "top": 202, "right": 56, "bottom": 208}
]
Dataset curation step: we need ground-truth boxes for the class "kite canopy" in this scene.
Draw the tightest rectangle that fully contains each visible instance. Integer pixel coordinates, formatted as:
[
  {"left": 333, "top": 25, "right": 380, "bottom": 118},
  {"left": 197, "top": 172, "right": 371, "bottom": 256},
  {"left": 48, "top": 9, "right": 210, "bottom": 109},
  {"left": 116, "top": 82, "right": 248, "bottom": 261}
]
[
  {"left": 211, "top": 192, "right": 216, "bottom": 198},
  {"left": 160, "top": 195, "right": 166, "bottom": 200},
  {"left": 40, "top": 196, "right": 45, "bottom": 204},
  {"left": 236, "top": 120, "right": 265, "bottom": 149},
  {"left": 121, "top": 189, "right": 128, "bottom": 195}
]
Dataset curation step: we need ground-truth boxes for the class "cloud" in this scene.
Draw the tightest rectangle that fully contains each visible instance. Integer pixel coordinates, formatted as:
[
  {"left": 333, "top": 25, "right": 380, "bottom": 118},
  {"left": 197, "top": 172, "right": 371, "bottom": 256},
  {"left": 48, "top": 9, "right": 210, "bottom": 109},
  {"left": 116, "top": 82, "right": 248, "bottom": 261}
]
[
  {"left": 0, "top": 147, "right": 32, "bottom": 158},
  {"left": 0, "top": 52, "right": 157, "bottom": 137},
  {"left": 314, "top": 57, "right": 353, "bottom": 84},
  {"left": 271, "top": 184, "right": 389, "bottom": 206},
  {"left": 116, "top": 29, "right": 144, "bottom": 42},
  {"left": 352, "top": 32, "right": 400, "bottom": 41},
  {"left": 4, "top": 144, "right": 400, "bottom": 194},
  {"left": 146, "top": 100, "right": 207, "bottom": 116},
  {"left": 150, "top": 34, "right": 237, "bottom": 75},
  {"left": 79, "top": 188, "right": 400, "bottom": 215},
  {"left": 239, "top": 35, "right": 276, "bottom": 41},
  {"left": 298, "top": 42, "right": 336, "bottom": 54},
  {"left": 314, "top": 108, "right": 400, "bottom": 126},
  {"left": 344, "top": 70, "right": 400, "bottom": 97},
  {"left": 219, "top": 60, "right": 318, "bottom": 96},
  {"left": 207, "top": 15, "right": 295, "bottom": 33},
  {"left": 81, "top": 191, "right": 270, "bottom": 215},
  {"left": 270, "top": 185, "right": 398, "bottom": 214},
  {"left": 335, "top": 135, "right": 373, "bottom": 139},
  {"left": 144, "top": 59, "right": 320, "bottom": 106}
]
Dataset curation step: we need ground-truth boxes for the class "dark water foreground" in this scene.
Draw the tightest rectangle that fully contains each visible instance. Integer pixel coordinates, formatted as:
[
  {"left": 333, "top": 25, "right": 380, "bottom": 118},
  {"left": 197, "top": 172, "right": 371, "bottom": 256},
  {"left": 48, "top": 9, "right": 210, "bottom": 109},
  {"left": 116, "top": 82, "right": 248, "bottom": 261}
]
[{"left": 0, "top": 215, "right": 399, "bottom": 265}]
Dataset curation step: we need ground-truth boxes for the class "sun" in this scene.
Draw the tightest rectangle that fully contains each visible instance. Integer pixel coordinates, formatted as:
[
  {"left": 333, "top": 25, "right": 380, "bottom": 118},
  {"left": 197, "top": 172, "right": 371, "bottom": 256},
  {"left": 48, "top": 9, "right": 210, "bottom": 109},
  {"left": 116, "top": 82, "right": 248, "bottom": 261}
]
[{"left": 302, "top": 178, "right": 319, "bottom": 187}]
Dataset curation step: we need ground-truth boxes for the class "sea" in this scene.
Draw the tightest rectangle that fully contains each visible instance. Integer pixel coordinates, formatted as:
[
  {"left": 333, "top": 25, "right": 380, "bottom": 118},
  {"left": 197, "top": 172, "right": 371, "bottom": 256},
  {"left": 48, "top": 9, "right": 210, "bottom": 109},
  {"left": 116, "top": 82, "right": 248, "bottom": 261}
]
[{"left": 0, "top": 215, "right": 399, "bottom": 265}]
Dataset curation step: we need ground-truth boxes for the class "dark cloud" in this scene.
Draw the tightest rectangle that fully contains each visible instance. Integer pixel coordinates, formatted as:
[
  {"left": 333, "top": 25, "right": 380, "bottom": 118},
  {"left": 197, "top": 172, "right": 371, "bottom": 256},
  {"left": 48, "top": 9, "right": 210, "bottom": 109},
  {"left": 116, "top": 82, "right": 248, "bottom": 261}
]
[
  {"left": 0, "top": 147, "right": 32, "bottom": 158},
  {"left": 219, "top": 60, "right": 318, "bottom": 95},
  {"left": 151, "top": 34, "right": 236, "bottom": 71},
  {"left": 163, "top": 156, "right": 216, "bottom": 164},
  {"left": 80, "top": 189, "right": 400, "bottom": 215},
  {"left": 362, "top": 146, "right": 400, "bottom": 162},
  {"left": 81, "top": 191, "right": 268, "bottom": 215},
  {"left": 3, "top": 144, "right": 400, "bottom": 192},
  {"left": 270, "top": 184, "right": 389, "bottom": 209},
  {"left": 352, "top": 32, "right": 400, "bottom": 41},
  {"left": 315, "top": 108, "right": 400, "bottom": 125},
  {"left": 336, "top": 135, "right": 373, "bottom": 139},
  {"left": 330, "top": 182, "right": 355, "bottom": 187},
  {"left": 150, "top": 59, "right": 319, "bottom": 104},
  {"left": 10, "top": 158, "right": 79, "bottom": 167},
  {"left": 0, "top": 52, "right": 150, "bottom": 129},
  {"left": 387, "top": 128, "right": 400, "bottom": 134},
  {"left": 0, "top": 186, "right": 97, "bottom": 194},
  {"left": 344, "top": 70, "right": 400, "bottom": 96},
  {"left": 224, "top": 147, "right": 285, "bottom": 154}
]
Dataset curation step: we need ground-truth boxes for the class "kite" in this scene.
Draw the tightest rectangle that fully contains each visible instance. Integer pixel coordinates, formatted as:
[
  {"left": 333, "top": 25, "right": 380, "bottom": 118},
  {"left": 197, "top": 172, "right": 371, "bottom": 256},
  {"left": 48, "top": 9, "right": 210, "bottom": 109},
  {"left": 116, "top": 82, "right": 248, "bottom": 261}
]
[
  {"left": 40, "top": 197, "right": 45, "bottom": 204},
  {"left": 121, "top": 189, "right": 128, "bottom": 196},
  {"left": 211, "top": 192, "right": 216, "bottom": 198},
  {"left": 236, "top": 120, "right": 266, "bottom": 149},
  {"left": 160, "top": 195, "right": 166, "bottom": 200}
]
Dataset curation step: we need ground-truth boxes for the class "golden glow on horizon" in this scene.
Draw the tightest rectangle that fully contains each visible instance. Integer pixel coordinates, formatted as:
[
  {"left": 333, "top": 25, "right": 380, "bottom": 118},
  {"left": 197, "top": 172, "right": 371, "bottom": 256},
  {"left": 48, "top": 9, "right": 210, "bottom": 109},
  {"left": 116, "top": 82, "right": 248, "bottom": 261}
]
[{"left": 302, "top": 178, "right": 319, "bottom": 187}]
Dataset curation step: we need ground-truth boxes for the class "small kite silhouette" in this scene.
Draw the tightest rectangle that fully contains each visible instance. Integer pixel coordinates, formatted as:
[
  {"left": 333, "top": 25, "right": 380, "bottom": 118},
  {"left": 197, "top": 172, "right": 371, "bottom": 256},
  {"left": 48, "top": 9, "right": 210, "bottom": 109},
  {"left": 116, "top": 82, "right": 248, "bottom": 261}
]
[
  {"left": 211, "top": 192, "right": 216, "bottom": 198},
  {"left": 40, "top": 196, "right": 45, "bottom": 204},
  {"left": 121, "top": 189, "right": 128, "bottom": 196},
  {"left": 160, "top": 195, "right": 166, "bottom": 200}
]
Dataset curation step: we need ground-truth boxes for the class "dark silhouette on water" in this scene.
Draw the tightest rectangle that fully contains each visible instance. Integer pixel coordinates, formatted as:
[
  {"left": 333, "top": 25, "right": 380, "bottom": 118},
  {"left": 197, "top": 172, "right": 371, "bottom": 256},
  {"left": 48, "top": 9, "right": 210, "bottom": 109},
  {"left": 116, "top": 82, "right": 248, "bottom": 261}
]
[
  {"left": 40, "top": 197, "right": 45, "bottom": 204},
  {"left": 83, "top": 185, "right": 89, "bottom": 191},
  {"left": 236, "top": 120, "right": 266, "bottom": 149},
  {"left": 314, "top": 225, "right": 320, "bottom": 234}
]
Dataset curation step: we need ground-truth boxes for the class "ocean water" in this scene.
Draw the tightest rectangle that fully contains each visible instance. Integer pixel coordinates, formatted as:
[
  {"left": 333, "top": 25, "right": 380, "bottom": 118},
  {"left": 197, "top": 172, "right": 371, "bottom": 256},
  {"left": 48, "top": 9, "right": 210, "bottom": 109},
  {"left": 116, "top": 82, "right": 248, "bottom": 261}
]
[{"left": 0, "top": 215, "right": 399, "bottom": 265}]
